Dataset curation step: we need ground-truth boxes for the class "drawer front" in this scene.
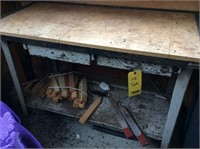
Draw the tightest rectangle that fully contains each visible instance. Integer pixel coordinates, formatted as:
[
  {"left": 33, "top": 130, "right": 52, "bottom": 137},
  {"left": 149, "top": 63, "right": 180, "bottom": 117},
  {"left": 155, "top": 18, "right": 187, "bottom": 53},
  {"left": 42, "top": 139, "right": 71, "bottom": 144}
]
[
  {"left": 26, "top": 45, "right": 90, "bottom": 65},
  {"left": 97, "top": 56, "right": 173, "bottom": 77}
]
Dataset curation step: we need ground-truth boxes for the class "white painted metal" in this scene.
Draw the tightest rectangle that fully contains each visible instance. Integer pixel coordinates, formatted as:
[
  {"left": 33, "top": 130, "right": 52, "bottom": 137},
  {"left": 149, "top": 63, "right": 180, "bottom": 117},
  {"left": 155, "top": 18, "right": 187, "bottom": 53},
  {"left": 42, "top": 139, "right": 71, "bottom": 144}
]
[
  {"left": 97, "top": 56, "right": 173, "bottom": 77},
  {"left": 27, "top": 45, "right": 91, "bottom": 65},
  {"left": 161, "top": 68, "right": 193, "bottom": 148},
  {"left": 1, "top": 40, "right": 28, "bottom": 116}
]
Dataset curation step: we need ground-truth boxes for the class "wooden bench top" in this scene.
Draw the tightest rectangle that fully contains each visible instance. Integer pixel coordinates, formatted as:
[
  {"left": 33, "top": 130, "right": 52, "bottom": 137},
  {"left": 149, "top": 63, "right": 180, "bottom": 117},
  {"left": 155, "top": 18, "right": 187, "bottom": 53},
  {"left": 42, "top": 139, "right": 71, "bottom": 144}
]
[{"left": 0, "top": 2, "right": 199, "bottom": 62}]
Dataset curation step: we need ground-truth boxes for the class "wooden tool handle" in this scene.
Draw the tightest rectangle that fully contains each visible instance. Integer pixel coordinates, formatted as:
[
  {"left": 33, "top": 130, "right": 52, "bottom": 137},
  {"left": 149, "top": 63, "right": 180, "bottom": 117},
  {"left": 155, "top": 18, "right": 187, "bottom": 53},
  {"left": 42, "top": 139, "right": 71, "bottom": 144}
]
[{"left": 79, "top": 98, "right": 101, "bottom": 124}]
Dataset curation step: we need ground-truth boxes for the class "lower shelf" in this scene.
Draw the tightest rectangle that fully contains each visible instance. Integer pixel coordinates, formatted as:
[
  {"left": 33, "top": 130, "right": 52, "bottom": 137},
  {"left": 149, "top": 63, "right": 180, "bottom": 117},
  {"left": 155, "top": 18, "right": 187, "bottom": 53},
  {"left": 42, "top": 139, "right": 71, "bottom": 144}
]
[{"left": 26, "top": 82, "right": 169, "bottom": 140}]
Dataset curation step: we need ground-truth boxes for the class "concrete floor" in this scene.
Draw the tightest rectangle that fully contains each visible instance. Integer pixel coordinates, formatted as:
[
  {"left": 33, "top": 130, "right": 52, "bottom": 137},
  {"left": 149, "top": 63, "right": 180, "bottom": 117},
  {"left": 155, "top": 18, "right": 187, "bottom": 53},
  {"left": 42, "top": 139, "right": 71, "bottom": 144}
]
[{"left": 21, "top": 108, "right": 160, "bottom": 148}]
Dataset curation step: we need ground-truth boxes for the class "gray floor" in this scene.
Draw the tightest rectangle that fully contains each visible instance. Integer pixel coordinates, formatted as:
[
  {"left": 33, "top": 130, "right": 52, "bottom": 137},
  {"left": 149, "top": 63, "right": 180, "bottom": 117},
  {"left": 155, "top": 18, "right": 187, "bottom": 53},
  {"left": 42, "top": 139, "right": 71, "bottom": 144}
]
[{"left": 21, "top": 108, "right": 160, "bottom": 148}]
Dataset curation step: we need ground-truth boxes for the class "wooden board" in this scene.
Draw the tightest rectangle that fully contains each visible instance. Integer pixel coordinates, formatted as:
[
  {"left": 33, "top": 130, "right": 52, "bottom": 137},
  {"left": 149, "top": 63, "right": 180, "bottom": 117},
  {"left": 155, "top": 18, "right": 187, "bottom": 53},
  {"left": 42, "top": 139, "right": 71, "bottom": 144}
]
[
  {"left": 79, "top": 97, "right": 102, "bottom": 124},
  {"left": 0, "top": 2, "right": 199, "bottom": 62},
  {"left": 63, "top": 1, "right": 199, "bottom": 12}
]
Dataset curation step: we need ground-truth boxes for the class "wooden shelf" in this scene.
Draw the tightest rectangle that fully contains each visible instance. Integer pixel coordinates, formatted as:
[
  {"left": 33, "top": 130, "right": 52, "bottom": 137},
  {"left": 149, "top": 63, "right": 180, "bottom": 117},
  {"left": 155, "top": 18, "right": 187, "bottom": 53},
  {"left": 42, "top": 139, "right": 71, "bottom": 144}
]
[
  {"left": 26, "top": 81, "right": 169, "bottom": 140},
  {"left": 0, "top": 2, "right": 199, "bottom": 62}
]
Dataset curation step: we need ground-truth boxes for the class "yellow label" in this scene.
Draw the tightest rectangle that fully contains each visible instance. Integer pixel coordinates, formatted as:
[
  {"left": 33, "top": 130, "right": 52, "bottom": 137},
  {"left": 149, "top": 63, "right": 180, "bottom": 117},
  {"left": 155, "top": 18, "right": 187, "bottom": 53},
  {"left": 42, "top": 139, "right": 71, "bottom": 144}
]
[{"left": 128, "top": 70, "right": 142, "bottom": 97}]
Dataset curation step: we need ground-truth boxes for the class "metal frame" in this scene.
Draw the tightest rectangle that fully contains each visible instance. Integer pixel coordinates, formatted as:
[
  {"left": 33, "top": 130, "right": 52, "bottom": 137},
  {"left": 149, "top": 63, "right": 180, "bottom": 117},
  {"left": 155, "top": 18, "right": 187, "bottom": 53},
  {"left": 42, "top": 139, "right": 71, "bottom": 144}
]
[
  {"left": 1, "top": 40, "right": 28, "bottom": 116},
  {"left": 161, "top": 68, "right": 193, "bottom": 147},
  {"left": 97, "top": 56, "right": 173, "bottom": 77},
  {"left": 1, "top": 37, "right": 195, "bottom": 147},
  {"left": 26, "top": 45, "right": 91, "bottom": 65},
  {"left": 25, "top": 44, "right": 173, "bottom": 76}
]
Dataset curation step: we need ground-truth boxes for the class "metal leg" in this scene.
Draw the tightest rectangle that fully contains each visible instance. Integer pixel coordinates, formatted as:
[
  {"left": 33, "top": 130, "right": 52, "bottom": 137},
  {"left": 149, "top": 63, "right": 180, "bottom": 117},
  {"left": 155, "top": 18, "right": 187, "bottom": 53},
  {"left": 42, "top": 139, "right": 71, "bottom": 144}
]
[
  {"left": 1, "top": 40, "right": 28, "bottom": 116},
  {"left": 161, "top": 68, "right": 193, "bottom": 148}
]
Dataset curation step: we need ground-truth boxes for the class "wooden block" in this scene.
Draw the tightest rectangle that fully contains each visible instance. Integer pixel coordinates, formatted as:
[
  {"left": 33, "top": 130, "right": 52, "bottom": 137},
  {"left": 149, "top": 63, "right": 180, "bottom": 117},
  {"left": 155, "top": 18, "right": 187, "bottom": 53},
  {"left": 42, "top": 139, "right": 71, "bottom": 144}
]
[
  {"left": 39, "top": 82, "right": 49, "bottom": 96},
  {"left": 78, "top": 102, "right": 85, "bottom": 109},
  {"left": 57, "top": 75, "right": 68, "bottom": 98},
  {"left": 49, "top": 77, "right": 60, "bottom": 93},
  {"left": 48, "top": 90, "right": 58, "bottom": 100},
  {"left": 71, "top": 91, "right": 77, "bottom": 99},
  {"left": 46, "top": 88, "right": 53, "bottom": 97},
  {"left": 52, "top": 92, "right": 62, "bottom": 102},
  {"left": 78, "top": 77, "right": 87, "bottom": 103},
  {"left": 61, "top": 90, "right": 68, "bottom": 98},
  {"left": 68, "top": 74, "right": 75, "bottom": 93},
  {"left": 73, "top": 98, "right": 81, "bottom": 108},
  {"left": 79, "top": 98, "right": 102, "bottom": 124}
]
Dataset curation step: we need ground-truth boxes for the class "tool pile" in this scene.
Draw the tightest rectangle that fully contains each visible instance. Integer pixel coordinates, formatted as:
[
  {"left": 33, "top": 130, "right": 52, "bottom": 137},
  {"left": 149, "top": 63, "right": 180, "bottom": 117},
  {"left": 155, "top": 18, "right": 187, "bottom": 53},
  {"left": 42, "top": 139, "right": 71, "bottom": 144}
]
[{"left": 45, "top": 73, "right": 88, "bottom": 109}]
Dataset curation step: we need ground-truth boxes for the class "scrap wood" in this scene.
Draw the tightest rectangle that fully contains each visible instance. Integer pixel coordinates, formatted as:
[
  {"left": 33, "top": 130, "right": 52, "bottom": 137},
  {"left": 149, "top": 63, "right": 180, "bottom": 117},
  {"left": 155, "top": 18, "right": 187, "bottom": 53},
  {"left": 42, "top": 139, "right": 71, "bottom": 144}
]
[
  {"left": 46, "top": 77, "right": 61, "bottom": 101},
  {"left": 31, "top": 74, "right": 49, "bottom": 94},
  {"left": 69, "top": 75, "right": 79, "bottom": 100},
  {"left": 51, "top": 77, "right": 60, "bottom": 93},
  {"left": 68, "top": 74, "right": 76, "bottom": 93},
  {"left": 78, "top": 77, "right": 87, "bottom": 103},
  {"left": 48, "top": 90, "right": 58, "bottom": 100},
  {"left": 46, "top": 88, "right": 53, "bottom": 98},
  {"left": 73, "top": 98, "right": 81, "bottom": 108},
  {"left": 52, "top": 92, "right": 63, "bottom": 102},
  {"left": 57, "top": 75, "right": 68, "bottom": 98},
  {"left": 79, "top": 98, "right": 102, "bottom": 124},
  {"left": 78, "top": 102, "right": 86, "bottom": 109},
  {"left": 43, "top": 73, "right": 88, "bottom": 106},
  {"left": 70, "top": 91, "right": 78, "bottom": 100},
  {"left": 39, "top": 81, "right": 49, "bottom": 97}
]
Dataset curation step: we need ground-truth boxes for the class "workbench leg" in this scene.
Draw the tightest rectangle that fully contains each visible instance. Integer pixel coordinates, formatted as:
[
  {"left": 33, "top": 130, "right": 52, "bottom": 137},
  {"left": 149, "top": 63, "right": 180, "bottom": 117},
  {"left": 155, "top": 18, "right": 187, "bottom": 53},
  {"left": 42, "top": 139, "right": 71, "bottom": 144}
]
[
  {"left": 1, "top": 40, "right": 28, "bottom": 116},
  {"left": 161, "top": 68, "right": 193, "bottom": 148}
]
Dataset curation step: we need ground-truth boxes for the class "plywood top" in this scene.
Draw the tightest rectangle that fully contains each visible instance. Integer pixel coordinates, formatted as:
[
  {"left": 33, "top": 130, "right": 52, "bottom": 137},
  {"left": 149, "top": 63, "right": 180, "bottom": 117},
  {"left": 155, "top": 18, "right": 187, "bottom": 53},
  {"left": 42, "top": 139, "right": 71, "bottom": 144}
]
[
  {"left": 0, "top": 2, "right": 199, "bottom": 62},
  {"left": 65, "top": 0, "right": 199, "bottom": 11}
]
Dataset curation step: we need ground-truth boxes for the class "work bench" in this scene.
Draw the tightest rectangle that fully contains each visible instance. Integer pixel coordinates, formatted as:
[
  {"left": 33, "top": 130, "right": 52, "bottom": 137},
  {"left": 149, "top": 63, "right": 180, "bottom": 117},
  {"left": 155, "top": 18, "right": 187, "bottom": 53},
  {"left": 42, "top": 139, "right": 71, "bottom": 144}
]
[{"left": 1, "top": 2, "right": 199, "bottom": 148}]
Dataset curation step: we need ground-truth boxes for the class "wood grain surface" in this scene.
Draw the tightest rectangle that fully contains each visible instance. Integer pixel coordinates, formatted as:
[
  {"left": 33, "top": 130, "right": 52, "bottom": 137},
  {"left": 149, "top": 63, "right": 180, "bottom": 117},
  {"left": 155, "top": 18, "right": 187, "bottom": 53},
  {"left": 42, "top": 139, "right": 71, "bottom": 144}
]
[
  {"left": 0, "top": 2, "right": 199, "bottom": 62},
  {"left": 63, "top": 1, "right": 199, "bottom": 11}
]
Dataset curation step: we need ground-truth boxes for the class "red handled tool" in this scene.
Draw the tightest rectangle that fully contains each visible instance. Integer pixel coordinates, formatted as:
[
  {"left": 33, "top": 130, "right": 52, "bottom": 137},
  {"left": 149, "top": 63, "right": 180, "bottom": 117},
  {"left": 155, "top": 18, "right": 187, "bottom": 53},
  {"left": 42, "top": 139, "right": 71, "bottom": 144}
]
[
  {"left": 109, "top": 98, "right": 133, "bottom": 138},
  {"left": 119, "top": 105, "right": 148, "bottom": 146}
]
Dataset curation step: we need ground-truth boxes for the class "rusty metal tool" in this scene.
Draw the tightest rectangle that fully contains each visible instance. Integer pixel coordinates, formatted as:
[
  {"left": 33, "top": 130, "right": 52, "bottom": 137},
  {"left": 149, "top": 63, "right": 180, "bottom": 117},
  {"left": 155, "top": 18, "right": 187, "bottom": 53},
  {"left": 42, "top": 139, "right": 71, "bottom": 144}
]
[
  {"left": 91, "top": 82, "right": 133, "bottom": 139},
  {"left": 99, "top": 82, "right": 148, "bottom": 145},
  {"left": 109, "top": 97, "right": 134, "bottom": 138},
  {"left": 119, "top": 105, "right": 148, "bottom": 146}
]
